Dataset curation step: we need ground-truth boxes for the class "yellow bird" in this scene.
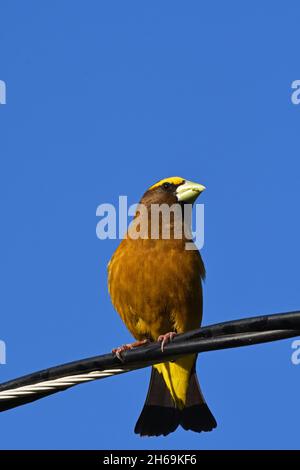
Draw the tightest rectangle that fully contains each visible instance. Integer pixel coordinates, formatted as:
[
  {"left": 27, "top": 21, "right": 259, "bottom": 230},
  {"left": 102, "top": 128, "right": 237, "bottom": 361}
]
[{"left": 108, "top": 177, "right": 216, "bottom": 436}]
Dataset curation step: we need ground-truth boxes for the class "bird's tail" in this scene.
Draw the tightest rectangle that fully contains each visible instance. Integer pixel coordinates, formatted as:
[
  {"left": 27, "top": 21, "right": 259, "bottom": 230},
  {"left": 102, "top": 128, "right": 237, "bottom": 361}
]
[{"left": 134, "top": 365, "right": 217, "bottom": 437}]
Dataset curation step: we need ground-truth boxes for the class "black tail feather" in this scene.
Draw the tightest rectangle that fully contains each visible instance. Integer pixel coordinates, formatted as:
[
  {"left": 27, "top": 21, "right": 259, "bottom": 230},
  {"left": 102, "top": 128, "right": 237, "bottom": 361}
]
[
  {"left": 135, "top": 405, "right": 180, "bottom": 437},
  {"left": 180, "top": 403, "right": 217, "bottom": 432},
  {"left": 180, "top": 368, "right": 217, "bottom": 432},
  {"left": 134, "top": 367, "right": 217, "bottom": 437},
  {"left": 134, "top": 367, "right": 180, "bottom": 436}
]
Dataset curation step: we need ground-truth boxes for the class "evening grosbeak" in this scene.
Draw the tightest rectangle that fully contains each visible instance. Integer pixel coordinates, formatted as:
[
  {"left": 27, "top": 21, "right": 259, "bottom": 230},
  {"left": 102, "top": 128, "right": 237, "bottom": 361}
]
[{"left": 108, "top": 177, "right": 216, "bottom": 436}]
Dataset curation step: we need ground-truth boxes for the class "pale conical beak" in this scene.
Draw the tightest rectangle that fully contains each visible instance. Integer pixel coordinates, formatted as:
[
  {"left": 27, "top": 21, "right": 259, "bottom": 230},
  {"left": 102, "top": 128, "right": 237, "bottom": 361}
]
[{"left": 176, "top": 180, "right": 206, "bottom": 203}]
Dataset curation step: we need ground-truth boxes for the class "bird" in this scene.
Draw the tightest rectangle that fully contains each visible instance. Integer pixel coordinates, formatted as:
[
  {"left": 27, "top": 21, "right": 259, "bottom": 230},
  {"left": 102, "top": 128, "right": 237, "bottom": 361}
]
[{"left": 107, "top": 176, "right": 217, "bottom": 436}]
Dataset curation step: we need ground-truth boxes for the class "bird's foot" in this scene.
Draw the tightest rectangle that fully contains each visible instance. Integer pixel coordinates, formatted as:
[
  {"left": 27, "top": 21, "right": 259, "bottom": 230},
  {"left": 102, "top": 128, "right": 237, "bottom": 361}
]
[
  {"left": 157, "top": 332, "right": 177, "bottom": 352},
  {"left": 112, "top": 339, "right": 149, "bottom": 362}
]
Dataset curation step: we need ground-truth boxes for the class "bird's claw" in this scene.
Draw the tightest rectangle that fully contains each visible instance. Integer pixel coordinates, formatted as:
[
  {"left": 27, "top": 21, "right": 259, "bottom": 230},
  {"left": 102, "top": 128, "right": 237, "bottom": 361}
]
[
  {"left": 157, "top": 332, "right": 177, "bottom": 352},
  {"left": 112, "top": 339, "right": 149, "bottom": 362},
  {"left": 112, "top": 344, "right": 134, "bottom": 362}
]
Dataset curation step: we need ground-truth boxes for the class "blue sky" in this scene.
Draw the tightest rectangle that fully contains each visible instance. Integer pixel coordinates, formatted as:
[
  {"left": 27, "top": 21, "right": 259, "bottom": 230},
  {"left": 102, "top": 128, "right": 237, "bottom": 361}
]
[{"left": 0, "top": 1, "right": 300, "bottom": 449}]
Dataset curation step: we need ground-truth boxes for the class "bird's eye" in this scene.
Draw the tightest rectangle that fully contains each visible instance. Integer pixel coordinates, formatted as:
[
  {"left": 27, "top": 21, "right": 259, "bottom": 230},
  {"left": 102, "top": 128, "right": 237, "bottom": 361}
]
[{"left": 162, "top": 182, "right": 171, "bottom": 190}]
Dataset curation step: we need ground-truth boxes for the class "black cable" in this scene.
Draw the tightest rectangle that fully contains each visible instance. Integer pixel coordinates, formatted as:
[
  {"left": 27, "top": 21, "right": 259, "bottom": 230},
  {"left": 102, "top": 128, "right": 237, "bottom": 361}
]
[{"left": 0, "top": 310, "right": 299, "bottom": 413}]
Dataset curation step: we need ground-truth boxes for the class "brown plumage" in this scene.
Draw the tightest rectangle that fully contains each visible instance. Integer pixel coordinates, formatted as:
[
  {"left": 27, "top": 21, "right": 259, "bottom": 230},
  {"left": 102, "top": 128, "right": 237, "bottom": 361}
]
[{"left": 108, "top": 177, "right": 216, "bottom": 436}]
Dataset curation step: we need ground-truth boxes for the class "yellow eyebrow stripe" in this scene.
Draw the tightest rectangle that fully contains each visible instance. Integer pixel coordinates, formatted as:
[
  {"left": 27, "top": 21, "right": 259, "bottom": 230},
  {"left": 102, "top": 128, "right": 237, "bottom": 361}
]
[{"left": 149, "top": 177, "right": 185, "bottom": 190}]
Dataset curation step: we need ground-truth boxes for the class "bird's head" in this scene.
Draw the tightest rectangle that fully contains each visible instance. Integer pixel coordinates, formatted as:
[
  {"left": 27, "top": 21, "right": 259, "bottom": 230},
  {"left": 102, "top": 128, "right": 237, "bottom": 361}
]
[
  {"left": 141, "top": 176, "right": 206, "bottom": 206},
  {"left": 129, "top": 177, "right": 205, "bottom": 241}
]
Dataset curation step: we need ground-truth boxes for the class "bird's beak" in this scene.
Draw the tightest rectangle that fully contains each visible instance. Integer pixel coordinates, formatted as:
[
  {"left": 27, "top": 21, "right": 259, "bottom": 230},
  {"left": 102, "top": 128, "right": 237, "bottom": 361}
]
[{"left": 176, "top": 180, "right": 206, "bottom": 203}]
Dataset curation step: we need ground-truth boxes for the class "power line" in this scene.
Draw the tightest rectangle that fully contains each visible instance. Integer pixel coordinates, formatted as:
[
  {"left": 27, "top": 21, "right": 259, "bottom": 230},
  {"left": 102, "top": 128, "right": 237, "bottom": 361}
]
[{"left": 0, "top": 310, "right": 299, "bottom": 412}]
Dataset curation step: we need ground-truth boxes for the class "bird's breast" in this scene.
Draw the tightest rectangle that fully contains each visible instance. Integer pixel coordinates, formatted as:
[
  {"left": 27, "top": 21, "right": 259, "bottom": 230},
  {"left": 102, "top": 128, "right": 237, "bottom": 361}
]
[{"left": 108, "top": 238, "right": 204, "bottom": 340}]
